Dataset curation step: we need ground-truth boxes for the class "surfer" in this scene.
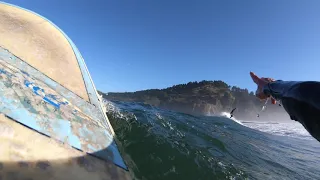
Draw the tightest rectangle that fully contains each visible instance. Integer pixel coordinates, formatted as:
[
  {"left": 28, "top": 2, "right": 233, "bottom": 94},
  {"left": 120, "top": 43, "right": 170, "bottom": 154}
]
[
  {"left": 250, "top": 72, "right": 320, "bottom": 142},
  {"left": 230, "top": 108, "right": 236, "bottom": 118}
]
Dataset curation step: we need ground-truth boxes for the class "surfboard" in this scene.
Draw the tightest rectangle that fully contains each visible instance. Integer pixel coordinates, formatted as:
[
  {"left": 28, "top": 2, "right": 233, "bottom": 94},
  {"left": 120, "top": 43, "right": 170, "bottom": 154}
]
[{"left": 0, "top": 2, "right": 130, "bottom": 180}]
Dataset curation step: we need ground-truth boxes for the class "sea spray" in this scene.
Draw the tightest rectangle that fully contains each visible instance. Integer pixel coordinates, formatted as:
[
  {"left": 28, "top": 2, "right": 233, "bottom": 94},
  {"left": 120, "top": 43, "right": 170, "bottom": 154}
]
[
  {"left": 218, "top": 112, "right": 243, "bottom": 125},
  {"left": 103, "top": 99, "right": 320, "bottom": 180}
]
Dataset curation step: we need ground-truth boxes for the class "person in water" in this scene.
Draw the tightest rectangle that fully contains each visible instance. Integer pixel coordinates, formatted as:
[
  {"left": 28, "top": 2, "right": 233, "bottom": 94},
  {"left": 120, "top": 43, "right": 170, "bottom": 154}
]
[
  {"left": 230, "top": 108, "right": 236, "bottom": 118},
  {"left": 250, "top": 72, "right": 320, "bottom": 142}
]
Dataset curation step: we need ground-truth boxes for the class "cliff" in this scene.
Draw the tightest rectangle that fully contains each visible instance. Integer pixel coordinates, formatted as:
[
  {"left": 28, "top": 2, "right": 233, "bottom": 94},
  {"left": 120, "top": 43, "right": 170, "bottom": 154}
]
[{"left": 98, "top": 80, "right": 291, "bottom": 121}]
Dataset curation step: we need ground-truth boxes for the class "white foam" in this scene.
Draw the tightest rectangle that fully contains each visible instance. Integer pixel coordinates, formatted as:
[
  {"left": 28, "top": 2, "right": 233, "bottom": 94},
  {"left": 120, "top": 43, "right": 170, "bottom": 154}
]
[
  {"left": 219, "top": 112, "right": 243, "bottom": 125},
  {"left": 243, "top": 121, "right": 312, "bottom": 140}
]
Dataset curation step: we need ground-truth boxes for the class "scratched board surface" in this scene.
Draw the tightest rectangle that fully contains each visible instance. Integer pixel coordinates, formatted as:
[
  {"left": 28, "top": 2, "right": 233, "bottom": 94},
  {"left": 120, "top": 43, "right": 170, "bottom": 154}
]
[
  {"left": 0, "top": 55, "right": 127, "bottom": 169},
  {"left": 0, "top": 48, "right": 107, "bottom": 131}
]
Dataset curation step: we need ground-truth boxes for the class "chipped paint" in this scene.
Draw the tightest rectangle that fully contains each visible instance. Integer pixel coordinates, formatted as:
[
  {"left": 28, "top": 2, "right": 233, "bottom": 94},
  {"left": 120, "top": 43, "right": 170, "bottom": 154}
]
[
  {"left": 0, "top": 52, "right": 127, "bottom": 169},
  {"left": 0, "top": 1, "right": 128, "bottom": 174},
  {"left": 0, "top": 48, "right": 106, "bottom": 129},
  {"left": 0, "top": 113, "right": 131, "bottom": 180}
]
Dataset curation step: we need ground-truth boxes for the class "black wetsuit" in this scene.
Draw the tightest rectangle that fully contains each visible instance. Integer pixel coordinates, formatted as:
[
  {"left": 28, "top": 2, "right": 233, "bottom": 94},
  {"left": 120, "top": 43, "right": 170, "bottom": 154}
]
[{"left": 263, "top": 80, "right": 320, "bottom": 142}]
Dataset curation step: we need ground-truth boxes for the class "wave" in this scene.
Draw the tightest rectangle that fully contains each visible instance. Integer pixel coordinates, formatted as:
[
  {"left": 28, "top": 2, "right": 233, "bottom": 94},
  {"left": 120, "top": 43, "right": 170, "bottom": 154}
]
[
  {"left": 104, "top": 100, "right": 320, "bottom": 180},
  {"left": 242, "top": 121, "right": 312, "bottom": 140},
  {"left": 218, "top": 111, "right": 243, "bottom": 125}
]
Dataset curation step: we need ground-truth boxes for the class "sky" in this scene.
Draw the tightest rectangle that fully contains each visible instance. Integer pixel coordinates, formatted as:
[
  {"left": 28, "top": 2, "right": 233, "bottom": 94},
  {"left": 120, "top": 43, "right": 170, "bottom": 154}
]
[{"left": 4, "top": 0, "right": 320, "bottom": 93}]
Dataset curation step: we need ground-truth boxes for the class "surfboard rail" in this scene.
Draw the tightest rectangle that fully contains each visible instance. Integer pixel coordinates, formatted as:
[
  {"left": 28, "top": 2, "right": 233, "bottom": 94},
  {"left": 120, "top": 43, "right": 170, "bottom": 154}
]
[{"left": 0, "top": 2, "right": 130, "bottom": 179}]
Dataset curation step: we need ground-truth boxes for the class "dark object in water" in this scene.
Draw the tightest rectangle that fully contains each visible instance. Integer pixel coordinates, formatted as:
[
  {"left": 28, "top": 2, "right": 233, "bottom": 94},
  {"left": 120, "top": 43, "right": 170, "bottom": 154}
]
[{"left": 230, "top": 108, "right": 236, "bottom": 118}]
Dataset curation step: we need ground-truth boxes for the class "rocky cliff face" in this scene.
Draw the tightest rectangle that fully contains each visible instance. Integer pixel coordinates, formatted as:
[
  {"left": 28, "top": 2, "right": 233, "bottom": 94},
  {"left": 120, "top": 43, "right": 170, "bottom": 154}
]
[
  {"left": 158, "top": 101, "right": 218, "bottom": 116},
  {"left": 99, "top": 80, "right": 291, "bottom": 122}
]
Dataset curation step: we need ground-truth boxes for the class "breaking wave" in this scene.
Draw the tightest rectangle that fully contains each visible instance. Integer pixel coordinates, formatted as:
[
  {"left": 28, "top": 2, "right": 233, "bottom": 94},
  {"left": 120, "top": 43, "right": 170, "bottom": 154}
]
[{"left": 104, "top": 100, "right": 320, "bottom": 180}]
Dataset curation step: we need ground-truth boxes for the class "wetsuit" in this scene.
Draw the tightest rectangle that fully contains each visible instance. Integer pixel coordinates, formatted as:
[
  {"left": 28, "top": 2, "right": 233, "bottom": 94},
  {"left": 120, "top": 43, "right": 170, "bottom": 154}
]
[{"left": 263, "top": 80, "right": 320, "bottom": 142}]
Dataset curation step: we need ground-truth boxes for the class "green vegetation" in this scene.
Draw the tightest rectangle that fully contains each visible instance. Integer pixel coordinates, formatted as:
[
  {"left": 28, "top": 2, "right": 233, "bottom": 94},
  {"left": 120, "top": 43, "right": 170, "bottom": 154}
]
[{"left": 99, "top": 80, "right": 289, "bottom": 121}]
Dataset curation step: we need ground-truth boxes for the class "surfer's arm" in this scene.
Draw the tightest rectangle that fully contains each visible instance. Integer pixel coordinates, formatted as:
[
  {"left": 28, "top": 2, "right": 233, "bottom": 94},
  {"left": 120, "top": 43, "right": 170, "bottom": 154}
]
[
  {"left": 263, "top": 80, "right": 320, "bottom": 141},
  {"left": 263, "top": 80, "right": 320, "bottom": 109},
  {"left": 262, "top": 80, "right": 301, "bottom": 100}
]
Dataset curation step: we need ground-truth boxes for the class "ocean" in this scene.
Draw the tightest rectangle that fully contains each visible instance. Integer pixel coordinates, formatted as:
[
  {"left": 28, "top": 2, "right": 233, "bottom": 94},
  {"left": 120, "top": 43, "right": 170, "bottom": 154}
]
[{"left": 104, "top": 100, "right": 320, "bottom": 180}]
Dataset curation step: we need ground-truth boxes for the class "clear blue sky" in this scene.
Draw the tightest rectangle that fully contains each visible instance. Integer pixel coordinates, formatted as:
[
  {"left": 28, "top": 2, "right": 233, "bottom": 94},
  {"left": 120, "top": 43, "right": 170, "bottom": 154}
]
[{"left": 4, "top": 0, "right": 320, "bottom": 93}]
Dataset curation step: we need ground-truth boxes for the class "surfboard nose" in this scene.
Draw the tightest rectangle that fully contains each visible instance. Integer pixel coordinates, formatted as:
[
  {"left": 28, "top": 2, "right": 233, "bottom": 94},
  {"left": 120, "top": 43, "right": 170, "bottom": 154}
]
[{"left": 0, "top": 2, "right": 129, "bottom": 179}]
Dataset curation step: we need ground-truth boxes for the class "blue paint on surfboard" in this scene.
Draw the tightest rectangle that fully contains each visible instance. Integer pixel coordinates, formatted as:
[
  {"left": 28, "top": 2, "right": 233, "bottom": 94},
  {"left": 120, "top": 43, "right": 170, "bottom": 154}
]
[
  {"left": 0, "top": 1, "right": 128, "bottom": 170},
  {"left": 0, "top": 60, "right": 128, "bottom": 168}
]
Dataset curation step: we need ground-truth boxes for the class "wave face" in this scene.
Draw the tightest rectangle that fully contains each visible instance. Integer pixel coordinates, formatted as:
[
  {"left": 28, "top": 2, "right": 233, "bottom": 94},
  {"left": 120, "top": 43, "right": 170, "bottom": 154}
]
[{"left": 104, "top": 100, "right": 320, "bottom": 180}]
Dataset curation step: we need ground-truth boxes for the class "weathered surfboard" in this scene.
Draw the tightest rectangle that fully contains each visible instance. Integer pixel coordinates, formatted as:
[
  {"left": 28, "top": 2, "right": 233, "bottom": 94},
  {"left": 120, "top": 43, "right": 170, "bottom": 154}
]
[{"left": 0, "top": 2, "right": 130, "bottom": 180}]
